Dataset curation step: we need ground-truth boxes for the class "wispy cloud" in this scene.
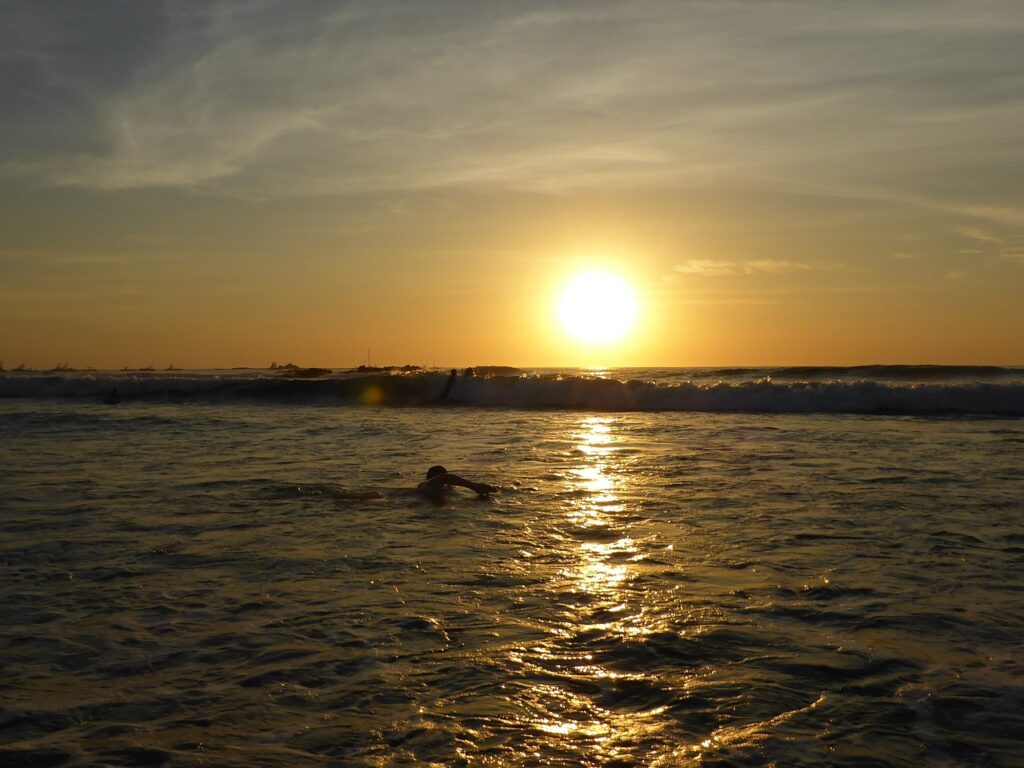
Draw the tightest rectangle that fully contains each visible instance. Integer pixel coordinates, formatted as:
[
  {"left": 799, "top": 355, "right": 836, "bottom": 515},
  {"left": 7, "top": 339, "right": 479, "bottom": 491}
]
[
  {"left": 955, "top": 226, "right": 1024, "bottom": 262},
  {"left": 674, "top": 259, "right": 817, "bottom": 277},
  {"left": 959, "top": 226, "right": 1003, "bottom": 244},
  {"left": 2, "top": 0, "right": 1023, "bottom": 216},
  {"left": 1000, "top": 245, "right": 1024, "bottom": 261}
]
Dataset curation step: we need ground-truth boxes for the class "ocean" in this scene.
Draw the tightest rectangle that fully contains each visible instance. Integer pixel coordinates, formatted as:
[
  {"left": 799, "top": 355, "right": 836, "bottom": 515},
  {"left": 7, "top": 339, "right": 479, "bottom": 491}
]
[{"left": 2, "top": 366, "right": 1023, "bottom": 766}]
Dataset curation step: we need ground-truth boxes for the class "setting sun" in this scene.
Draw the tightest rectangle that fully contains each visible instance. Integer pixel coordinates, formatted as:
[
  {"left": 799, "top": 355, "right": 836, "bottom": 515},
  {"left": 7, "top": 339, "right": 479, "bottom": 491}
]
[{"left": 558, "top": 272, "right": 638, "bottom": 345}]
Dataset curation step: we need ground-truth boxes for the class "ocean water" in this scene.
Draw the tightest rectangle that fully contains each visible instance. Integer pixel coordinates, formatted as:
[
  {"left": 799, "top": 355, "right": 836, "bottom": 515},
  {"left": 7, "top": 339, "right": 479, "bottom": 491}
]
[{"left": 2, "top": 367, "right": 1023, "bottom": 767}]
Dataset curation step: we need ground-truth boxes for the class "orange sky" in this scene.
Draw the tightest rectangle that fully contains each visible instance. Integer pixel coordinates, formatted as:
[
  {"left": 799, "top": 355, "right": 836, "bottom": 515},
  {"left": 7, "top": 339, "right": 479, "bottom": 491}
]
[{"left": 2, "top": 2, "right": 1023, "bottom": 368}]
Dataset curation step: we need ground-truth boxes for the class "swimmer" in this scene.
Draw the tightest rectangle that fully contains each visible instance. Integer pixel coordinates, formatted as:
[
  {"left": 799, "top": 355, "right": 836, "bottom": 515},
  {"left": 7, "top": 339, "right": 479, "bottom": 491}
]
[{"left": 417, "top": 465, "right": 497, "bottom": 500}]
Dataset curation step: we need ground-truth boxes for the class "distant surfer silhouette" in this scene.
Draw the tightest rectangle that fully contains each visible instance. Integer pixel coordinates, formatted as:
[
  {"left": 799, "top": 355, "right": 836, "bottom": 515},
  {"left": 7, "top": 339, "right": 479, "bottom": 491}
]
[
  {"left": 103, "top": 387, "right": 120, "bottom": 405},
  {"left": 437, "top": 369, "right": 458, "bottom": 401},
  {"left": 436, "top": 367, "right": 479, "bottom": 403},
  {"left": 417, "top": 465, "right": 497, "bottom": 501}
]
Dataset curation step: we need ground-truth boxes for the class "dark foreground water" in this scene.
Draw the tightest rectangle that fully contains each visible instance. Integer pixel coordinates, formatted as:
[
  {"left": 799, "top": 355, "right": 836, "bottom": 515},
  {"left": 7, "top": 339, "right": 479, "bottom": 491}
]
[{"left": 2, "top": 400, "right": 1023, "bottom": 766}]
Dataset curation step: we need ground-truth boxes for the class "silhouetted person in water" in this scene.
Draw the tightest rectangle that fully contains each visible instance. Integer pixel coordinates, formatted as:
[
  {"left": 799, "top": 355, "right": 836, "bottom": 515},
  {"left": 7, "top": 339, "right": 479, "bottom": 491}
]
[
  {"left": 417, "top": 465, "right": 497, "bottom": 501},
  {"left": 438, "top": 369, "right": 458, "bottom": 401},
  {"left": 103, "top": 387, "right": 120, "bottom": 405}
]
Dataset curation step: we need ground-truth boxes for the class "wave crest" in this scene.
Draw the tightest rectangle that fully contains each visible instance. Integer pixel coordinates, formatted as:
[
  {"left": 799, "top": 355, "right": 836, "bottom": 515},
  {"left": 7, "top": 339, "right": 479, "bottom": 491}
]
[{"left": 2, "top": 372, "right": 1022, "bottom": 416}]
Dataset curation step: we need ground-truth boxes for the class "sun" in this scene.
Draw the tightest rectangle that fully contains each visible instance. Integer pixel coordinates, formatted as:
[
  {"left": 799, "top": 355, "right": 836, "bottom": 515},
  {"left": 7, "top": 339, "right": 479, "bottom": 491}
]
[{"left": 558, "top": 271, "right": 638, "bottom": 344}]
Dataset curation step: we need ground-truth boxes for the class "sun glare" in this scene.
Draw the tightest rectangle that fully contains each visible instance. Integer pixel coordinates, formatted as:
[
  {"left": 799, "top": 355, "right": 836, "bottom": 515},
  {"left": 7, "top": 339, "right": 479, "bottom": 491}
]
[{"left": 559, "top": 272, "right": 638, "bottom": 345}]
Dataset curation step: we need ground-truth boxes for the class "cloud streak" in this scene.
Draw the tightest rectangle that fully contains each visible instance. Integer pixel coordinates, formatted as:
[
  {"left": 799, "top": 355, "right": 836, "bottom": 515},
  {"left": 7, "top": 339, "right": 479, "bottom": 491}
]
[
  {"left": 674, "top": 259, "right": 819, "bottom": 277},
  {"left": 2, "top": 0, "right": 1023, "bottom": 237}
]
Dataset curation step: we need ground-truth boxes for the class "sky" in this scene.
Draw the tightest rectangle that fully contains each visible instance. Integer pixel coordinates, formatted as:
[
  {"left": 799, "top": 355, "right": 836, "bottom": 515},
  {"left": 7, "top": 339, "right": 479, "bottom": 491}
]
[{"left": 2, "top": 0, "right": 1023, "bottom": 368}]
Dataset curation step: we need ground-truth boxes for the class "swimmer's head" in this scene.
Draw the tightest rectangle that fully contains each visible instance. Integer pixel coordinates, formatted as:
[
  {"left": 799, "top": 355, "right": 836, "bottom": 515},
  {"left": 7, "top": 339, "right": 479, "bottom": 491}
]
[{"left": 426, "top": 465, "right": 448, "bottom": 479}]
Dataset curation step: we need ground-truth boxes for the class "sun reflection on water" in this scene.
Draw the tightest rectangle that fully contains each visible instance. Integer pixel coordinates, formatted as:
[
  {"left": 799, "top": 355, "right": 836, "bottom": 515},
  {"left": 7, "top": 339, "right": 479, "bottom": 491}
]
[{"left": 517, "top": 415, "right": 674, "bottom": 762}]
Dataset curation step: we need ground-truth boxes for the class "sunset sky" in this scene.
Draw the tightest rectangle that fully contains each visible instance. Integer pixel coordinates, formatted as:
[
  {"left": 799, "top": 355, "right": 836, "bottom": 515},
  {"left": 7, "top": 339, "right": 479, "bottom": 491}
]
[{"left": 3, "top": 0, "right": 1023, "bottom": 368}]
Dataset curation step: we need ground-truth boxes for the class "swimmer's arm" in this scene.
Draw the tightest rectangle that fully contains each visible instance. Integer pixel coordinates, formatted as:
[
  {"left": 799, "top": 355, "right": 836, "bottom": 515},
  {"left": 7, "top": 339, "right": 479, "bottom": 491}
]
[{"left": 435, "top": 473, "right": 498, "bottom": 495}]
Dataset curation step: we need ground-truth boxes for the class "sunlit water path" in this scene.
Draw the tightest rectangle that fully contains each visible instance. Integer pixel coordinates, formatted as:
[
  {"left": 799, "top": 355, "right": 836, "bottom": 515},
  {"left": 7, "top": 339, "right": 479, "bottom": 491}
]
[{"left": 2, "top": 402, "right": 1023, "bottom": 766}]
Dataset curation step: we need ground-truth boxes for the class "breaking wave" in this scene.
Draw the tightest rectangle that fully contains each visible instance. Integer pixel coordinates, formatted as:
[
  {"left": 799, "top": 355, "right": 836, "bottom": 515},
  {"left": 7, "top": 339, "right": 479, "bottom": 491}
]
[{"left": 2, "top": 371, "right": 1022, "bottom": 416}]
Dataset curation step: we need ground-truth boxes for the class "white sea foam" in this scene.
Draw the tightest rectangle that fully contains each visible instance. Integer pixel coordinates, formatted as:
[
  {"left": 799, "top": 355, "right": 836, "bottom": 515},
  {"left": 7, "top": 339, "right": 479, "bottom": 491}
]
[{"left": 1, "top": 368, "right": 1022, "bottom": 415}]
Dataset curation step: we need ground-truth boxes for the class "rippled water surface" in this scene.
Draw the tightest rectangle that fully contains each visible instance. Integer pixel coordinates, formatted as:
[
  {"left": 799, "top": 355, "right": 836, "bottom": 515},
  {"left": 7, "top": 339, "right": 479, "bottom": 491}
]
[{"left": 2, "top": 402, "right": 1023, "bottom": 766}]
